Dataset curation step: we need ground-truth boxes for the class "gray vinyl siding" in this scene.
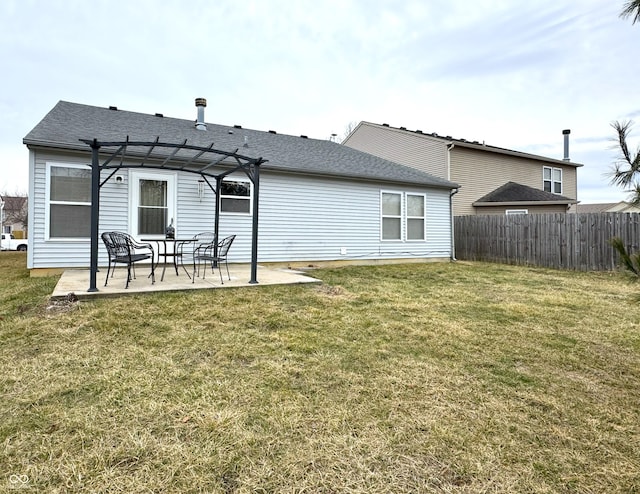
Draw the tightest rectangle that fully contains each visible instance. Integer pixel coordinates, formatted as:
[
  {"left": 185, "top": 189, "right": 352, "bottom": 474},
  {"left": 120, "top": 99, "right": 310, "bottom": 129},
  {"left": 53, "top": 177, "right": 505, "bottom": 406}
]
[
  {"left": 450, "top": 148, "right": 578, "bottom": 216},
  {"left": 29, "top": 150, "right": 452, "bottom": 269},
  {"left": 343, "top": 123, "right": 449, "bottom": 179}
]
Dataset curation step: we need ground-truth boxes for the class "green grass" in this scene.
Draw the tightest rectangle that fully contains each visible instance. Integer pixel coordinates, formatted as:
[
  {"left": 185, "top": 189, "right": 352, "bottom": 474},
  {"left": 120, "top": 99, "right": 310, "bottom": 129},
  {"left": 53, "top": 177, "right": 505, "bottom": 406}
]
[{"left": 1, "top": 251, "right": 640, "bottom": 492}]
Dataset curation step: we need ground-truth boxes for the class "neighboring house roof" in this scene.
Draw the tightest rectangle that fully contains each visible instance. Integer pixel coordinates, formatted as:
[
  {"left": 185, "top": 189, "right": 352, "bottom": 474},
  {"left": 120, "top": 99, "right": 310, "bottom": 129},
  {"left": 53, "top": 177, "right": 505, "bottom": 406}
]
[
  {"left": 23, "top": 101, "right": 459, "bottom": 190},
  {"left": 473, "top": 182, "right": 577, "bottom": 206},
  {"left": 573, "top": 201, "right": 640, "bottom": 213},
  {"left": 348, "top": 122, "right": 583, "bottom": 168}
]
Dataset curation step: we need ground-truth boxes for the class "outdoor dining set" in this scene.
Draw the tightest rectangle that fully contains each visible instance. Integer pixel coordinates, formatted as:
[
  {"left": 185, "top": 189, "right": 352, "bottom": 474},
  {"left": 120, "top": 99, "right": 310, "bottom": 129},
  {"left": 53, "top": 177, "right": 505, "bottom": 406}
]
[{"left": 100, "top": 231, "right": 236, "bottom": 289}]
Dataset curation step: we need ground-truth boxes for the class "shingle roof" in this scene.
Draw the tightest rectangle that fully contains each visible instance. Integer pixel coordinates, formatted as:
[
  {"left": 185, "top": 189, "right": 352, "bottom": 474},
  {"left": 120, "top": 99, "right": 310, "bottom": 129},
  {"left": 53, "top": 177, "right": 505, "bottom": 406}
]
[
  {"left": 474, "top": 181, "right": 576, "bottom": 205},
  {"left": 24, "top": 101, "right": 459, "bottom": 190}
]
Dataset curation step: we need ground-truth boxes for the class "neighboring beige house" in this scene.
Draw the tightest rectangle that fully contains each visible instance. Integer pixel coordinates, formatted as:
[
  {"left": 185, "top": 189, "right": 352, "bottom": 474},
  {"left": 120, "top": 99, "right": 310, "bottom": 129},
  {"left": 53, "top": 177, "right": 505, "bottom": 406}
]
[
  {"left": 571, "top": 201, "right": 640, "bottom": 214},
  {"left": 343, "top": 122, "right": 582, "bottom": 216}
]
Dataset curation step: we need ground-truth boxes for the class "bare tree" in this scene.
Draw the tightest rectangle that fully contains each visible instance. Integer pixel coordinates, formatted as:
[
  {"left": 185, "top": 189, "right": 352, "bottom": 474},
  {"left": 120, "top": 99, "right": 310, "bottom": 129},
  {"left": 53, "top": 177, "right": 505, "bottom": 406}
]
[
  {"left": 339, "top": 121, "right": 359, "bottom": 143},
  {"left": 0, "top": 193, "right": 28, "bottom": 235},
  {"left": 610, "top": 120, "right": 640, "bottom": 205},
  {"left": 620, "top": 0, "right": 640, "bottom": 24}
]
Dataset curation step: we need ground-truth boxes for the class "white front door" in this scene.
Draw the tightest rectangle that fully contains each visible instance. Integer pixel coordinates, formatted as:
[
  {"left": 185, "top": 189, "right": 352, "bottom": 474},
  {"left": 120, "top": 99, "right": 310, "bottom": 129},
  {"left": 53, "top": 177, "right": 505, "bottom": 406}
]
[{"left": 130, "top": 171, "right": 176, "bottom": 238}]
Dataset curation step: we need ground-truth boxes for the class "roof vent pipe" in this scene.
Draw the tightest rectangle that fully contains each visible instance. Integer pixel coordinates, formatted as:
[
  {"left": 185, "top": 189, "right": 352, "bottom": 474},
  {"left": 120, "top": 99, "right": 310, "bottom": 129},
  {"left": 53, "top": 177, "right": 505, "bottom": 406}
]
[
  {"left": 195, "top": 98, "right": 207, "bottom": 131},
  {"left": 562, "top": 129, "right": 570, "bottom": 161}
]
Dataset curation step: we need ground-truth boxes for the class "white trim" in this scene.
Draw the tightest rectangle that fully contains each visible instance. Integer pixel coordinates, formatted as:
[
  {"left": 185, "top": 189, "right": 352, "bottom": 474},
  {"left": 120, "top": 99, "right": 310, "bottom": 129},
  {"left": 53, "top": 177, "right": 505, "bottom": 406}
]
[
  {"left": 45, "top": 162, "right": 92, "bottom": 241},
  {"left": 129, "top": 170, "right": 177, "bottom": 239},
  {"left": 505, "top": 209, "right": 529, "bottom": 215}
]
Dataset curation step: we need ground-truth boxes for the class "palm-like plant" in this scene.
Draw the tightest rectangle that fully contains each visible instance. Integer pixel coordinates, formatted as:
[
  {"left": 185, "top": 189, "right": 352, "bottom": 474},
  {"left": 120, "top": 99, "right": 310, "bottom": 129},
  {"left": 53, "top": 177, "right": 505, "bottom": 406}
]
[
  {"left": 610, "top": 120, "right": 640, "bottom": 205},
  {"left": 620, "top": 0, "right": 640, "bottom": 24},
  {"left": 610, "top": 237, "right": 640, "bottom": 281}
]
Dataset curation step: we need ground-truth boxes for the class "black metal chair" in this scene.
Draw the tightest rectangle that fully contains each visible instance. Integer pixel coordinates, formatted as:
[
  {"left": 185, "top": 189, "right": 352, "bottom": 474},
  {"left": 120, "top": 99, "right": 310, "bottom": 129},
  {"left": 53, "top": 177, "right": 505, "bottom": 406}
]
[
  {"left": 176, "top": 232, "right": 216, "bottom": 278},
  {"left": 101, "top": 231, "right": 155, "bottom": 289},
  {"left": 192, "top": 234, "right": 236, "bottom": 284}
]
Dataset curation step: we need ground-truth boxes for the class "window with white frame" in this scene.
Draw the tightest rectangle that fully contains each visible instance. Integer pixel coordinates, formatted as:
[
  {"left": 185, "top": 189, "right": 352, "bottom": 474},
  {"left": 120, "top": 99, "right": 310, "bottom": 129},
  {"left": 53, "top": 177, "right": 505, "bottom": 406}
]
[
  {"left": 47, "top": 163, "right": 91, "bottom": 238},
  {"left": 406, "top": 193, "right": 426, "bottom": 240},
  {"left": 506, "top": 209, "right": 528, "bottom": 215},
  {"left": 381, "top": 192, "right": 402, "bottom": 240},
  {"left": 220, "top": 179, "right": 251, "bottom": 214},
  {"left": 543, "top": 166, "right": 562, "bottom": 194},
  {"left": 381, "top": 191, "right": 426, "bottom": 241}
]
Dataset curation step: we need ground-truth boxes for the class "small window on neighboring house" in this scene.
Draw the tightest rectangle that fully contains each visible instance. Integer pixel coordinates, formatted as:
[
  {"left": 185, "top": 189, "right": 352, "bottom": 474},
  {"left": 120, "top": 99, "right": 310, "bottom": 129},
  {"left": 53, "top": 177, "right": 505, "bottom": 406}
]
[
  {"left": 506, "top": 209, "right": 528, "bottom": 215},
  {"left": 220, "top": 179, "right": 251, "bottom": 214},
  {"left": 543, "top": 166, "right": 562, "bottom": 194},
  {"left": 47, "top": 163, "right": 92, "bottom": 238}
]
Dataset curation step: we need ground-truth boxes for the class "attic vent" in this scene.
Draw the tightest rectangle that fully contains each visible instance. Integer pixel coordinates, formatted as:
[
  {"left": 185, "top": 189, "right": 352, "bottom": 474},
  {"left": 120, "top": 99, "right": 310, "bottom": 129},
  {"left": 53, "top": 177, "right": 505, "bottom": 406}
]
[
  {"left": 415, "top": 130, "right": 423, "bottom": 134},
  {"left": 228, "top": 130, "right": 234, "bottom": 134},
  {"left": 382, "top": 123, "right": 389, "bottom": 127},
  {"left": 234, "top": 125, "right": 242, "bottom": 129},
  {"left": 109, "top": 106, "right": 118, "bottom": 111},
  {"left": 460, "top": 138, "right": 466, "bottom": 142},
  {"left": 432, "top": 132, "right": 438, "bottom": 136},
  {"left": 445, "top": 135, "right": 452, "bottom": 139},
  {"left": 472, "top": 140, "right": 479, "bottom": 144},
  {"left": 268, "top": 130, "right": 277, "bottom": 134},
  {"left": 300, "top": 135, "right": 308, "bottom": 139},
  {"left": 155, "top": 113, "right": 163, "bottom": 117}
]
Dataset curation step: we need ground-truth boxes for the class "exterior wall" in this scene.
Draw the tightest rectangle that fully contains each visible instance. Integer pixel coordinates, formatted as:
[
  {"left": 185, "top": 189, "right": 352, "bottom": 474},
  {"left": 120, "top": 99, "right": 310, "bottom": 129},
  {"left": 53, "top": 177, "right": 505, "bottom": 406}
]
[
  {"left": 450, "top": 147, "right": 578, "bottom": 216},
  {"left": 343, "top": 123, "right": 449, "bottom": 179},
  {"left": 472, "top": 204, "right": 570, "bottom": 215},
  {"left": 28, "top": 148, "right": 453, "bottom": 270}
]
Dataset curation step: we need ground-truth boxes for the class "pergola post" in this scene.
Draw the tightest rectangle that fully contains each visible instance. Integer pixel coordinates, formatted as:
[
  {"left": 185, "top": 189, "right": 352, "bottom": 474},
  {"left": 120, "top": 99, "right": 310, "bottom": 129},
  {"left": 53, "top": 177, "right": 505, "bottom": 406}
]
[
  {"left": 88, "top": 140, "right": 101, "bottom": 292},
  {"left": 249, "top": 163, "right": 260, "bottom": 284}
]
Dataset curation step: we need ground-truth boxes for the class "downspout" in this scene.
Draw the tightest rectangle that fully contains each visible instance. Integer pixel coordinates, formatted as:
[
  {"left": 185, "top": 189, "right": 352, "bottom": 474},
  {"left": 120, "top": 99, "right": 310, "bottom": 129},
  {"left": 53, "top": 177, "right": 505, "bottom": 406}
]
[
  {"left": 450, "top": 187, "right": 459, "bottom": 262},
  {"left": 447, "top": 142, "right": 458, "bottom": 261}
]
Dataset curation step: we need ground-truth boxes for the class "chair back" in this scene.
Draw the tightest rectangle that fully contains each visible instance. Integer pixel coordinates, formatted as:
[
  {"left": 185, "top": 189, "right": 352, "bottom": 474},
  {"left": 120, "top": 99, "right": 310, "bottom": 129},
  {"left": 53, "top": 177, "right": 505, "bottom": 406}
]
[
  {"left": 101, "top": 231, "right": 134, "bottom": 257},
  {"left": 193, "top": 231, "right": 215, "bottom": 250},
  {"left": 217, "top": 235, "right": 236, "bottom": 258}
]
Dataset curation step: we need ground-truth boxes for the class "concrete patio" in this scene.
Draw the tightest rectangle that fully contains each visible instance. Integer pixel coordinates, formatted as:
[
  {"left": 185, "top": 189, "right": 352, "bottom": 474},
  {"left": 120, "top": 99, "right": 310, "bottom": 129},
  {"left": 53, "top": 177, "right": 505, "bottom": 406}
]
[{"left": 51, "top": 263, "right": 322, "bottom": 300}]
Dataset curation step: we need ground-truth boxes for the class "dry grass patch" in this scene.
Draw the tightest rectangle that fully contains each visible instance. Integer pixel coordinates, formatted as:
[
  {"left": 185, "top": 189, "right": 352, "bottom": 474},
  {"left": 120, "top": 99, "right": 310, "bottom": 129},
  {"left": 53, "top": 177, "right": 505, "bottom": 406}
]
[{"left": 1, "top": 252, "right": 640, "bottom": 492}]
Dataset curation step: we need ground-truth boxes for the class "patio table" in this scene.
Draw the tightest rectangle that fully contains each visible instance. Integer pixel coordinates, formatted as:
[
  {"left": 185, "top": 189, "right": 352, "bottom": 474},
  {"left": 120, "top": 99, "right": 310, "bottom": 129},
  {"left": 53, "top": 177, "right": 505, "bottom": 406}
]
[{"left": 142, "top": 238, "right": 194, "bottom": 281}]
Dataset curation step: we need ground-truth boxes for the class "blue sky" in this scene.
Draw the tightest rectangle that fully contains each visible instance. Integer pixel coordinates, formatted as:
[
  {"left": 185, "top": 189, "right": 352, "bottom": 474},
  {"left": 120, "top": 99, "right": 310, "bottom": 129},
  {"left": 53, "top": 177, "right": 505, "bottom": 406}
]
[{"left": 1, "top": 0, "right": 638, "bottom": 203}]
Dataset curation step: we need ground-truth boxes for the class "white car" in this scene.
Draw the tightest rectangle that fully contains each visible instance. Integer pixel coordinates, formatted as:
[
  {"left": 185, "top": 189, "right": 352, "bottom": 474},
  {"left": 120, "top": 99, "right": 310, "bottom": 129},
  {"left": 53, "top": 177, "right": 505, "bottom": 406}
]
[{"left": 1, "top": 233, "right": 28, "bottom": 251}]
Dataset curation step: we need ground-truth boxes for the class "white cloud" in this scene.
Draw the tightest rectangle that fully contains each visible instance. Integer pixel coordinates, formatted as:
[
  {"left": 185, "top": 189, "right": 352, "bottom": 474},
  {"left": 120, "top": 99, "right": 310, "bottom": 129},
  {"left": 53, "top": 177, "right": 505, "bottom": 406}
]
[{"left": 1, "top": 0, "right": 637, "bottom": 203}]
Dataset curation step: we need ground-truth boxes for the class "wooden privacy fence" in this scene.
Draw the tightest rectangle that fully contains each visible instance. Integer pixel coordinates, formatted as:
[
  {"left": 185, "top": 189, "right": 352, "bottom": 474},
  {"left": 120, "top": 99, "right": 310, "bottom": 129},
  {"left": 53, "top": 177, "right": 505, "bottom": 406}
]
[{"left": 454, "top": 213, "right": 640, "bottom": 271}]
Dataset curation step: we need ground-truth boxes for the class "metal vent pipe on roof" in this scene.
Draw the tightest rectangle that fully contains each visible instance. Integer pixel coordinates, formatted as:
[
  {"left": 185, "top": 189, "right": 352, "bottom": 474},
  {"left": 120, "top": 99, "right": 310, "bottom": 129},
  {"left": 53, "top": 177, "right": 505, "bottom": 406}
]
[
  {"left": 562, "top": 129, "right": 570, "bottom": 161},
  {"left": 195, "top": 98, "right": 207, "bottom": 131}
]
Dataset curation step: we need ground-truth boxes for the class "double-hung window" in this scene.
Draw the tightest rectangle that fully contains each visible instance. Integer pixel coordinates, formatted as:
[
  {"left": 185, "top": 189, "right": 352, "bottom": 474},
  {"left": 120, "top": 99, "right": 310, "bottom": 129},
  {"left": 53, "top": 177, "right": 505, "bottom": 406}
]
[
  {"left": 220, "top": 179, "right": 251, "bottom": 214},
  {"left": 381, "top": 191, "right": 426, "bottom": 241},
  {"left": 543, "top": 166, "right": 562, "bottom": 194},
  {"left": 381, "top": 192, "right": 402, "bottom": 240},
  {"left": 47, "top": 163, "right": 91, "bottom": 239},
  {"left": 406, "top": 193, "right": 426, "bottom": 241}
]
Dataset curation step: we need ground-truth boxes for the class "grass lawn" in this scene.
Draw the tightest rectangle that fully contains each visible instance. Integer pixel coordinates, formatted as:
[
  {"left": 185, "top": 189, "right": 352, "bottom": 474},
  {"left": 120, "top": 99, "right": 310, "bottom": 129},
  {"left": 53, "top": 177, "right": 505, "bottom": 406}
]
[{"left": 1, "top": 252, "right": 640, "bottom": 493}]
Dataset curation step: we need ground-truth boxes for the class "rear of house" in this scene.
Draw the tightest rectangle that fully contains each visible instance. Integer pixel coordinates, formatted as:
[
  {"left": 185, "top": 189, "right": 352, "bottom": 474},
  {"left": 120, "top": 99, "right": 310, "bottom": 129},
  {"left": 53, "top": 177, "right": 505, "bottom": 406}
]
[{"left": 23, "top": 101, "right": 459, "bottom": 275}]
